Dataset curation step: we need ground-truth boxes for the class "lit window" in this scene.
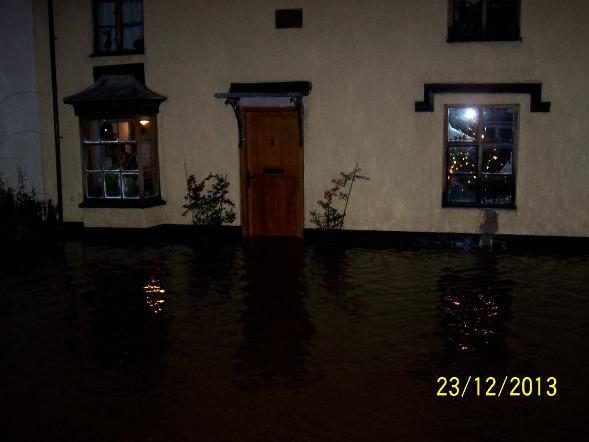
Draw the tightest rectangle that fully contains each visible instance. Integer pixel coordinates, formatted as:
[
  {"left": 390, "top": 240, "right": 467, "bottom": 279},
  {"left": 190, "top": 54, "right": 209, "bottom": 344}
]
[
  {"left": 445, "top": 105, "right": 517, "bottom": 207},
  {"left": 448, "top": 0, "right": 521, "bottom": 42},
  {"left": 82, "top": 116, "right": 160, "bottom": 201},
  {"left": 94, "top": 0, "right": 144, "bottom": 54},
  {"left": 64, "top": 73, "right": 166, "bottom": 208}
]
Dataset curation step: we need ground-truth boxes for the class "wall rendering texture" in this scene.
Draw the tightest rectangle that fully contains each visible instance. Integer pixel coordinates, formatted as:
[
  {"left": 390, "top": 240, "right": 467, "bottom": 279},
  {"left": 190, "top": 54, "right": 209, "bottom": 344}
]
[{"left": 39, "top": 0, "right": 589, "bottom": 236}]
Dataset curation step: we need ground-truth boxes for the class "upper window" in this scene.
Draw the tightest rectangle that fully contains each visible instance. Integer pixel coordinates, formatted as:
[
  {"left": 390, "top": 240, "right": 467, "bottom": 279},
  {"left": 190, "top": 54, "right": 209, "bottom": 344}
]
[
  {"left": 94, "top": 0, "right": 144, "bottom": 55},
  {"left": 448, "top": 0, "right": 521, "bottom": 42},
  {"left": 81, "top": 116, "right": 160, "bottom": 203},
  {"left": 444, "top": 105, "right": 517, "bottom": 208}
]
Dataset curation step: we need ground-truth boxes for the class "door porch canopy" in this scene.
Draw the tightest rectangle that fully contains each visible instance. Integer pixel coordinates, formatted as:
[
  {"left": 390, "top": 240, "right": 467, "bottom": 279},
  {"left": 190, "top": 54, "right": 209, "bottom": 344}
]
[{"left": 214, "top": 81, "right": 312, "bottom": 147}]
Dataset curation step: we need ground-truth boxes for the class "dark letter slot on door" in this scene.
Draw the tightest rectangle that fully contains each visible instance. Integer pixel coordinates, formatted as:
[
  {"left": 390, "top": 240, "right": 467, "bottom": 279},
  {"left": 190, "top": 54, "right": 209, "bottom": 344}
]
[{"left": 263, "top": 167, "right": 285, "bottom": 174}]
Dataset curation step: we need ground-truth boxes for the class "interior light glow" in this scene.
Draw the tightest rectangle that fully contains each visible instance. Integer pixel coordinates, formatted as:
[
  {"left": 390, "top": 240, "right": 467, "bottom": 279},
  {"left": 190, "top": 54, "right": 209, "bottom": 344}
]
[
  {"left": 464, "top": 108, "right": 477, "bottom": 120},
  {"left": 140, "top": 119, "right": 150, "bottom": 126}
]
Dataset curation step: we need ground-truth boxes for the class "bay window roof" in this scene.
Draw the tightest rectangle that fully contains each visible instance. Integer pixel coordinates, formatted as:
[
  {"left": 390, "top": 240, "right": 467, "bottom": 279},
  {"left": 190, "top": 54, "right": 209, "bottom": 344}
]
[{"left": 64, "top": 74, "right": 166, "bottom": 115}]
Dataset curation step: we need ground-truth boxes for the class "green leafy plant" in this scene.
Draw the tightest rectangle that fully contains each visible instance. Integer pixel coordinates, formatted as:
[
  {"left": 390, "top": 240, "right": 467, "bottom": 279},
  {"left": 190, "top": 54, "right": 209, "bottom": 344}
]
[
  {"left": 310, "top": 163, "right": 369, "bottom": 229},
  {"left": 182, "top": 172, "right": 236, "bottom": 226}
]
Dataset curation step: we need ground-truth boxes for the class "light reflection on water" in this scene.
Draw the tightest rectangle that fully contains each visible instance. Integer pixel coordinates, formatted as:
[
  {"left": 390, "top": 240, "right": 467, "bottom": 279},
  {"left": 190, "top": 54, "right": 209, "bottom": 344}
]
[
  {"left": 144, "top": 276, "right": 167, "bottom": 314},
  {"left": 0, "top": 240, "right": 588, "bottom": 441}
]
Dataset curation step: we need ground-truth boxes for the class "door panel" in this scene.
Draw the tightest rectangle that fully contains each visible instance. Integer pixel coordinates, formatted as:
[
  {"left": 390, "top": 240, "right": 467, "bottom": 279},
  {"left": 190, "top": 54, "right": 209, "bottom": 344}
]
[{"left": 242, "top": 109, "right": 303, "bottom": 237}]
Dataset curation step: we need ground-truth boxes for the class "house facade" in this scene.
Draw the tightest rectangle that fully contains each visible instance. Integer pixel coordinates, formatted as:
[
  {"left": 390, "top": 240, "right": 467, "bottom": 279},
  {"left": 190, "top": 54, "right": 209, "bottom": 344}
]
[{"left": 18, "top": 0, "right": 589, "bottom": 236}]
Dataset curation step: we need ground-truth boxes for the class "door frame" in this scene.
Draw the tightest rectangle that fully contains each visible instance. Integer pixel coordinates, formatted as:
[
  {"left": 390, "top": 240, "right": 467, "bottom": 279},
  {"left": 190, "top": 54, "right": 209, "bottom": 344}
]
[{"left": 240, "top": 107, "right": 304, "bottom": 237}]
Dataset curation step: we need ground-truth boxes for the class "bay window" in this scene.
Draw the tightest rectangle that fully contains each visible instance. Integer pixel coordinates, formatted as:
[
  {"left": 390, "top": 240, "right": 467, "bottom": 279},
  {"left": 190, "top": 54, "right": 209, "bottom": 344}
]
[{"left": 81, "top": 116, "right": 159, "bottom": 202}]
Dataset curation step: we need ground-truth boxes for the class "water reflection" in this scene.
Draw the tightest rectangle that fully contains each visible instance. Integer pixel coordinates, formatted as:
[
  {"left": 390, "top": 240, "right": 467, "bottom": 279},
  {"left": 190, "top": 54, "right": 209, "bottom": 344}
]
[
  {"left": 69, "top": 246, "right": 170, "bottom": 368},
  {"left": 233, "top": 239, "right": 322, "bottom": 390},
  {"left": 309, "top": 245, "right": 362, "bottom": 316},
  {"left": 436, "top": 252, "right": 513, "bottom": 354},
  {"left": 143, "top": 275, "right": 166, "bottom": 314}
]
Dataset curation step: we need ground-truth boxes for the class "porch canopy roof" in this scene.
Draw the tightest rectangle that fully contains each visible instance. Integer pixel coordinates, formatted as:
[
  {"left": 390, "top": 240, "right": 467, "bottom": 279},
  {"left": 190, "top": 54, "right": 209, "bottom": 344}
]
[
  {"left": 214, "top": 81, "right": 312, "bottom": 99},
  {"left": 64, "top": 74, "right": 167, "bottom": 116},
  {"left": 214, "top": 81, "right": 311, "bottom": 147}
]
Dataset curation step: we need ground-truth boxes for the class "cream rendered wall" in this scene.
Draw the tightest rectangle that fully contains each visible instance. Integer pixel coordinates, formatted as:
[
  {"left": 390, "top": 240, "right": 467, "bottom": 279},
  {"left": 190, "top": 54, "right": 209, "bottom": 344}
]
[{"left": 44, "top": 0, "right": 589, "bottom": 235}]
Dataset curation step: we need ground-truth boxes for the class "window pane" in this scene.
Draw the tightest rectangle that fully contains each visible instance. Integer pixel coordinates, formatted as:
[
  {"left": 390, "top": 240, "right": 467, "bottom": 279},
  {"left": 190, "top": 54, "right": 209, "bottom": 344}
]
[
  {"left": 122, "top": 0, "right": 143, "bottom": 24},
  {"left": 104, "top": 173, "right": 121, "bottom": 198},
  {"left": 104, "top": 145, "right": 122, "bottom": 170},
  {"left": 122, "top": 0, "right": 143, "bottom": 51},
  {"left": 481, "top": 175, "right": 514, "bottom": 205},
  {"left": 123, "top": 25, "right": 144, "bottom": 51},
  {"left": 448, "top": 107, "right": 478, "bottom": 141},
  {"left": 86, "top": 172, "right": 104, "bottom": 198},
  {"left": 83, "top": 120, "right": 101, "bottom": 142},
  {"left": 97, "top": 26, "right": 117, "bottom": 52},
  {"left": 121, "top": 144, "right": 138, "bottom": 171},
  {"left": 118, "top": 120, "right": 135, "bottom": 141},
  {"left": 140, "top": 143, "right": 154, "bottom": 168},
  {"left": 86, "top": 145, "right": 105, "bottom": 170},
  {"left": 451, "top": 0, "right": 482, "bottom": 39},
  {"left": 482, "top": 147, "right": 513, "bottom": 174},
  {"left": 482, "top": 107, "right": 514, "bottom": 143},
  {"left": 96, "top": 1, "right": 117, "bottom": 52},
  {"left": 122, "top": 173, "right": 139, "bottom": 198},
  {"left": 139, "top": 119, "right": 154, "bottom": 141},
  {"left": 100, "top": 119, "right": 118, "bottom": 141},
  {"left": 448, "top": 146, "right": 477, "bottom": 175},
  {"left": 446, "top": 175, "right": 477, "bottom": 204},
  {"left": 143, "top": 169, "right": 157, "bottom": 197},
  {"left": 486, "top": 0, "right": 519, "bottom": 39},
  {"left": 96, "top": 1, "right": 116, "bottom": 26}
]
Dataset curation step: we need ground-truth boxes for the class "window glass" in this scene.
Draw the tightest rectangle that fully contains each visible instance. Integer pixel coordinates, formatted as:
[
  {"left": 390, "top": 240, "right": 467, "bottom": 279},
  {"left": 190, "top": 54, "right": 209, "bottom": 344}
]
[
  {"left": 123, "top": 25, "right": 144, "bottom": 51},
  {"left": 482, "top": 147, "right": 512, "bottom": 174},
  {"left": 122, "top": 173, "right": 139, "bottom": 198},
  {"left": 96, "top": 1, "right": 117, "bottom": 52},
  {"left": 140, "top": 143, "right": 154, "bottom": 168},
  {"left": 448, "top": 107, "right": 478, "bottom": 141},
  {"left": 100, "top": 119, "right": 118, "bottom": 141},
  {"left": 139, "top": 119, "right": 154, "bottom": 141},
  {"left": 481, "top": 175, "right": 514, "bottom": 204},
  {"left": 452, "top": 0, "right": 482, "bottom": 39},
  {"left": 104, "top": 173, "right": 122, "bottom": 197},
  {"left": 482, "top": 107, "right": 514, "bottom": 143},
  {"left": 143, "top": 170, "right": 156, "bottom": 197},
  {"left": 445, "top": 105, "right": 516, "bottom": 207},
  {"left": 117, "top": 120, "right": 134, "bottom": 141},
  {"left": 486, "top": 0, "right": 519, "bottom": 39},
  {"left": 86, "top": 172, "right": 104, "bottom": 198},
  {"left": 81, "top": 115, "right": 159, "bottom": 201},
  {"left": 449, "top": 0, "right": 520, "bottom": 41},
  {"left": 104, "top": 145, "right": 122, "bottom": 170},
  {"left": 96, "top": 1, "right": 116, "bottom": 26},
  {"left": 122, "top": 0, "right": 142, "bottom": 23},
  {"left": 448, "top": 146, "right": 478, "bottom": 175},
  {"left": 121, "top": 144, "right": 138, "bottom": 170},
  {"left": 446, "top": 176, "right": 478, "bottom": 204},
  {"left": 94, "top": 0, "right": 143, "bottom": 54},
  {"left": 86, "top": 145, "right": 105, "bottom": 170},
  {"left": 83, "top": 120, "right": 101, "bottom": 142}
]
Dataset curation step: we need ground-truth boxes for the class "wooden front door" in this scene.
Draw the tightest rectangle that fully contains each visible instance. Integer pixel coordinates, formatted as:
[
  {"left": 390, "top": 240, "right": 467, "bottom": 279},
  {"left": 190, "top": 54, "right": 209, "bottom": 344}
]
[{"left": 241, "top": 108, "right": 303, "bottom": 237}]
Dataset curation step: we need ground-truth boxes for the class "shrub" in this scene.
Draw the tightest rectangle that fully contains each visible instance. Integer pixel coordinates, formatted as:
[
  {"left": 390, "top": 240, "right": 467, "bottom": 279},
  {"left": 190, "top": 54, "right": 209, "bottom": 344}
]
[
  {"left": 0, "top": 172, "right": 55, "bottom": 242},
  {"left": 182, "top": 173, "right": 236, "bottom": 226},
  {"left": 309, "top": 163, "right": 369, "bottom": 230}
]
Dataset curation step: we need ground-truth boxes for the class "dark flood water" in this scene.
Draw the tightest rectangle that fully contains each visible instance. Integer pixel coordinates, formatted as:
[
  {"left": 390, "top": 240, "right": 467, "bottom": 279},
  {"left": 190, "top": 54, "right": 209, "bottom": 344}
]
[{"left": 1, "top": 239, "right": 588, "bottom": 441}]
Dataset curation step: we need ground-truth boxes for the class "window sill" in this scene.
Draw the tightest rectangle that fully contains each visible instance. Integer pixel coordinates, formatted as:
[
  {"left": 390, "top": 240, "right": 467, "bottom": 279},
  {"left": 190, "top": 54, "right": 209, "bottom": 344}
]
[
  {"left": 443, "top": 203, "right": 516, "bottom": 210},
  {"left": 447, "top": 36, "right": 522, "bottom": 43},
  {"left": 79, "top": 198, "right": 166, "bottom": 209},
  {"left": 90, "top": 50, "right": 144, "bottom": 58}
]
